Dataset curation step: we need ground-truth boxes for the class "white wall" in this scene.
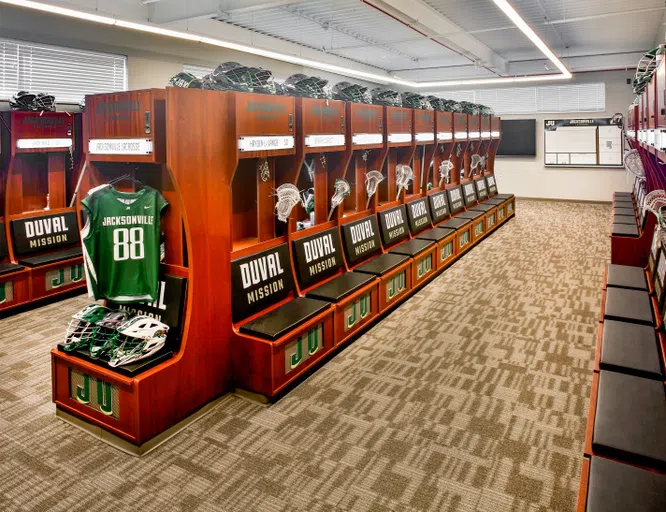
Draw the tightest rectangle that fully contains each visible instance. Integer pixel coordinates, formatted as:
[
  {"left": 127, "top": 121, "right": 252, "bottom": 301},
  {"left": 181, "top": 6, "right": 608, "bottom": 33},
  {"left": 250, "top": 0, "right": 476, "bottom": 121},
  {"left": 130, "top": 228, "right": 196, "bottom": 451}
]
[{"left": 493, "top": 70, "right": 635, "bottom": 202}]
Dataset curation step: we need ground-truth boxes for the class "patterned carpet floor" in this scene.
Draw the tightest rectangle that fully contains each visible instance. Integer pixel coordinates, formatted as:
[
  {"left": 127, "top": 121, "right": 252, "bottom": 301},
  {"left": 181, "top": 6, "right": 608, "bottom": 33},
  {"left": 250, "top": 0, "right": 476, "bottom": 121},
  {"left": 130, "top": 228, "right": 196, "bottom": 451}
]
[{"left": 0, "top": 199, "right": 610, "bottom": 512}]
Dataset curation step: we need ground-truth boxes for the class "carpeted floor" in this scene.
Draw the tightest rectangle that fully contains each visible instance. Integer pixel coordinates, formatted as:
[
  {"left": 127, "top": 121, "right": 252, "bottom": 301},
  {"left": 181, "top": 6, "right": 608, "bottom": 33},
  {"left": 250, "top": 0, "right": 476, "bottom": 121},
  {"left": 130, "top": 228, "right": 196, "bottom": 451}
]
[{"left": 0, "top": 199, "right": 610, "bottom": 512}]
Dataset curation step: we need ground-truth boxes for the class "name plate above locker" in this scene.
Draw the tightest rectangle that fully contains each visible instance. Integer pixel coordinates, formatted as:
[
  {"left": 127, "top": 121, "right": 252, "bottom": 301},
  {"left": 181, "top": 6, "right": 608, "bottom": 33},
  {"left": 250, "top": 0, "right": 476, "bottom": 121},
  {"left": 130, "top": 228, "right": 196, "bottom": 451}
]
[
  {"left": 378, "top": 205, "right": 409, "bottom": 246},
  {"left": 454, "top": 132, "right": 468, "bottom": 140},
  {"left": 406, "top": 198, "right": 432, "bottom": 235},
  {"left": 341, "top": 216, "right": 382, "bottom": 265},
  {"left": 491, "top": 131, "right": 501, "bottom": 138},
  {"left": 231, "top": 243, "right": 294, "bottom": 324},
  {"left": 238, "top": 135, "right": 295, "bottom": 152},
  {"left": 89, "top": 138, "right": 154, "bottom": 155},
  {"left": 415, "top": 133, "right": 435, "bottom": 142},
  {"left": 352, "top": 133, "right": 384, "bottom": 146},
  {"left": 11, "top": 212, "right": 78, "bottom": 255},
  {"left": 468, "top": 131, "right": 481, "bottom": 139},
  {"left": 304, "top": 134, "right": 346, "bottom": 148},
  {"left": 428, "top": 191, "right": 450, "bottom": 223},
  {"left": 17, "top": 138, "right": 72, "bottom": 150},
  {"left": 388, "top": 133, "right": 412, "bottom": 144},
  {"left": 292, "top": 227, "right": 344, "bottom": 289},
  {"left": 437, "top": 132, "right": 453, "bottom": 141}
]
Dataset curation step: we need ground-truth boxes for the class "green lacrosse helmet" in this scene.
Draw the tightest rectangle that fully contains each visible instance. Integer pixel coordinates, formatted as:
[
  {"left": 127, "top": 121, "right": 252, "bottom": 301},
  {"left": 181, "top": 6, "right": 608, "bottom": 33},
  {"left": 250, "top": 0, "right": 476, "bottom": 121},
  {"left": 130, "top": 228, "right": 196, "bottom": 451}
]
[{"left": 63, "top": 305, "right": 112, "bottom": 352}]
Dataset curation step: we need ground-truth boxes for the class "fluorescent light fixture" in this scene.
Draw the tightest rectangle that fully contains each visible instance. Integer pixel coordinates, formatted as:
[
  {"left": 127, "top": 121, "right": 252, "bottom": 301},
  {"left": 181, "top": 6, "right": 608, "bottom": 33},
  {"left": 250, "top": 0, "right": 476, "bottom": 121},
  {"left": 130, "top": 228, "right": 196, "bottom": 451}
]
[{"left": 0, "top": 0, "right": 572, "bottom": 87}]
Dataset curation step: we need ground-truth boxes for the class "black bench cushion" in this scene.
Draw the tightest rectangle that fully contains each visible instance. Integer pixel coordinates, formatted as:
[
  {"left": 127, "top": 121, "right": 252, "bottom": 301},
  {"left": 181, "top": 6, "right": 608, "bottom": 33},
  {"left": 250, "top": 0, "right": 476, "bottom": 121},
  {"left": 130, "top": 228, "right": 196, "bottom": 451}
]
[
  {"left": 306, "top": 272, "right": 375, "bottom": 303},
  {"left": 593, "top": 370, "right": 666, "bottom": 467},
  {"left": 614, "top": 207, "right": 635, "bottom": 217},
  {"left": 438, "top": 217, "right": 471, "bottom": 230},
  {"left": 604, "top": 288, "right": 654, "bottom": 325},
  {"left": 612, "top": 223, "right": 639, "bottom": 238},
  {"left": 484, "top": 198, "right": 507, "bottom": 206},
  {"left": 0, "top": 262, "right": 24, "bottom": 275},
  {"left": 613, "top": 199, "right": 634, "bottom": 207},
  {"left": 586, "top": 456, "right": 666, "bottom": 512},
  {"left": 239, "top": 297, "right": 330, "bottom": 341},
  {"left": 606, "top": 264, "right": 647, "bottom": 291},
  {"left": 494, "top": 194, "right": 514, "bottom": 199},
  {"left": 416, "top": 227, "right": 454, "bottom": 242},
  {"left": 469, "top": 204, "right": 495, "bottom": 213},
  {"left": 601, "top": 320, "right": 662, "bottom": 379},
  {"left": 18, "top": 246, "right": 83, "bottom": 267},
  {"left": 355, "top": 253, "right": 410, "bottom": 277},
  {"left": 614, "top": 192, "right": 633, "bottom": 198},
  {"left": 456, "top": 210, "right": 484, "bottom": 221},
  {"left": 389, "top": 239, "right": 435, "bottom": 257},
  {"left": 613, "top": 214, "right": 637, "bottom": 226}
]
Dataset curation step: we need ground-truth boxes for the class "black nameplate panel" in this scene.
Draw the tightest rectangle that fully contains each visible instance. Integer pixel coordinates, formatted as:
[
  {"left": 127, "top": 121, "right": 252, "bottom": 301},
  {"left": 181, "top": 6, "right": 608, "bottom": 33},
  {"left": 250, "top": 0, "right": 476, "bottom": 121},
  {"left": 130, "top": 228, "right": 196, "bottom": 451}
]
[
  {"left": 475, "top": 178, "right": 488, "bottom": 200},
  {"left": 447, "top": 186, "right": 465, "bottom": 214},
  {"left": 406, "top": 198, "right": 431, "bottom": 235},
  {"left": 0, "top": 223, "right": 8, "bottom": 260},
  {"left": 341, "top": 216, "right": 381, "bottom": 265},
  {"left": 486, "top": 175, "right": 498, "bottom": 195},
  {"left": 231, "top": 243, "right": 294, "bottom": 323},
  {"left": 108, "top": 274, "right": 187, "bottom": 350},
  {"left": 463, "top": 182, "right": 477, "bottom": 207},
  {"left": 292, "top": 227, "right": 343, "bottom": 289},
  {"left": 428, "top": 191, "right": 450, "bottom": 223},
  {"left": 11, "top": 212, "right": 79, "bottom": 256},
  {"left": 378, "top": 205, "right": 409, "bottom": 246}
]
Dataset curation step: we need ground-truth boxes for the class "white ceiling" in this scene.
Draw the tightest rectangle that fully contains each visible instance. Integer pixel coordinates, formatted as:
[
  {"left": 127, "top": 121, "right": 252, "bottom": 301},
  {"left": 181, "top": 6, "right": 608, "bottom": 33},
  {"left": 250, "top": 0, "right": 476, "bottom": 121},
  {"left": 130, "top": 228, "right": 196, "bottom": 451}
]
[{"left": 9, "top": 0, "right": 666, "bottom": 83}]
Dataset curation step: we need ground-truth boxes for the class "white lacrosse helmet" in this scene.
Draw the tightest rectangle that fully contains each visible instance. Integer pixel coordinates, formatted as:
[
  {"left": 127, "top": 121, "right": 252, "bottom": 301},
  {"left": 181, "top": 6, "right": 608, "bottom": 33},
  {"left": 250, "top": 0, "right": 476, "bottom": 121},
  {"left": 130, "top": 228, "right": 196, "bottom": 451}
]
[
  {"left": 63, "top": 305, "right": 111, "bottom": 352},
  {"left": 108, "top": 316, "right": 169, "bottom": 367}
]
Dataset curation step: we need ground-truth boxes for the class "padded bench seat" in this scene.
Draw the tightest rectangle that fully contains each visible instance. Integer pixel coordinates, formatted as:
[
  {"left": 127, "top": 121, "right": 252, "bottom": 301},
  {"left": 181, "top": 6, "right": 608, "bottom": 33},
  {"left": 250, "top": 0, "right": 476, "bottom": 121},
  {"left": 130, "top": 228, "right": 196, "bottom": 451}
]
[
  {"left": 239, "top": 297, "right": 330, "bottom": 341},
  {"left": 469, "top": 203, "right": 495, "bottom": 213},
  {"left": 604, "top": 288, "right": 654, "bottom": 325},
  {"left": 614, "top": 207, "right": 636, "bottom": 217},
  {"left": 484, "top": 198, "right": 507, "bottom": 206},
  {"left": 437, "top": 217, "right": 471, "bottom": 230},
  {"left": 306, "top": 272, "right": 375, "bottom": 303},
  {"left": 614, "top": 200, "right": 634, "bottom": 209},
  {"left": 611, "top": 223, "right": 639, "bottom": 238},
  {"left": 494, "top": 194, "right": 514, "bottom": 200},
  {"left": 355, "top": 253, "right": 410, "bottom": 277},
  {"left": 18, "top": 246, "right": 82, "bottom": 267},
  {"left": 614, "top": 192, "right": 633, "bottom": 199},
  {"left": 416, "top": 227, "right": 455, "bottom": 242},
  {"left": 606, "top": 264, "right": 648, "bottom": 291},
  {"left": 456, "top": 210, "right": 484, "bottom": 221},
  {"left": 389, "top": 239, "right": 435, "bottom": 257},
  {"left": 586, "top": 456, "right": 666, "bottom": 512},
  {"left": 600, "top": 320, "right": 663, "bottom": 380},
  {"left": 593, "top": 370, "right": 666, "bottom": 469},
  {"left": 0, "top": 262, "right": 24, "bottom": 275},
  {"left": 613, "top": 214, "right": 637, "bottom": 225}
]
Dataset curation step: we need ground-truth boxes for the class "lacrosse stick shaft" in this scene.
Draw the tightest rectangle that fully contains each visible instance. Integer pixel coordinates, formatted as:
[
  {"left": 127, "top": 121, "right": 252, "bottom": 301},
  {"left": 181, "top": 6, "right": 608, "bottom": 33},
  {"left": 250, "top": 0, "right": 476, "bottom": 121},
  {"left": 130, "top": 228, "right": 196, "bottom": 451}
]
[
  {"left": 419, "top": 145, "right": 426, "bottom": 190},
  {"left": 69, "top": 161, "right": 87, "bottom": 207}
]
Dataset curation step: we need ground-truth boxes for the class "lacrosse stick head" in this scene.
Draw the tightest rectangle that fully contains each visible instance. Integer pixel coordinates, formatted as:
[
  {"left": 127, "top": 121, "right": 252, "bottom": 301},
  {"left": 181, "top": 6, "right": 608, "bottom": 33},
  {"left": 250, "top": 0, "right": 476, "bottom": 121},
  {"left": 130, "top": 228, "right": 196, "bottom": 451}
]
[
  {"left": 365, "top": 170, "right": 384, "bottom": 208},
  {"left": 643, "top": 190, "right": 666, "bottom": 219},
  {"left": 274, "top": 183, "right": 302, "bottom": 223},
  {"left": 624, "top": 149, "right": 645, "bottom": 179},
  {"left": 395, "top": 164, "right": 414, "bottom": 200},
  {"left": 471, "top": 154, "right": 482, "bottom": 173},
  {"left": 328, "top": 179, "right": 351, "bottom": 220},
  {"left": 438, "top": 160, "right": 453, "bottom": 186},
  {"left": 301, "top": 188, "right": 315, "bottom": 215}
]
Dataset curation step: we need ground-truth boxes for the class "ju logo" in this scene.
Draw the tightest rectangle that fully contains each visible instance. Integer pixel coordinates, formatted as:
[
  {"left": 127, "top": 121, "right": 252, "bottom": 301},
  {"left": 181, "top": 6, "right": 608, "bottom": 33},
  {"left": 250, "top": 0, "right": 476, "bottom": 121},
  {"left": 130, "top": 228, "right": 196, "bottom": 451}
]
[
  {"left": 0, "top": 281, "right": 14, "bottom": 304},
  {"left": 441, "top": 241, "right": 454, "bottom": 262},
  {"left": 508, "top": 202, "right": 514, "bottom": 213},
  {"left": 344, "top": 293, "right": 371, "bottom": 331},
  {"left": 69, "top": 369, "right": 119, "bottom": 418},
  {"left": 416, "top": 255, "right": 433, "bottom": 280},
  {"left": 474, "top": 221, "right": 484, "bottom": 237},
  {"left": 46, "top": 264, "right": 84, "bottom": 290},
  {"left": 487, "top": 213, "right": 496, "bottom": 228},
  {"left": 285, "top": 324, "right": 324, "bottom": 374},
  {"left": 498, "top": 208, "right": 506, "bottom": 220},
  {"left": 460, "top": 231, "right": 470, "bottom": 248},
  {"left": 386, "top": 271, "right": 406, "bottom": 301}
]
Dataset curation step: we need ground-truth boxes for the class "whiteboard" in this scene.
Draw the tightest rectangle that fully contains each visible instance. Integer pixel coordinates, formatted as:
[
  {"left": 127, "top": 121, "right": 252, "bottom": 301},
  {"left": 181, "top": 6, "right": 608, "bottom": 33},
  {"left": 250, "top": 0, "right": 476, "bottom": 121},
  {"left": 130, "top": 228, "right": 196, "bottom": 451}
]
[{"left": 544, "top": 118, "right": 623, "bottom": 167}]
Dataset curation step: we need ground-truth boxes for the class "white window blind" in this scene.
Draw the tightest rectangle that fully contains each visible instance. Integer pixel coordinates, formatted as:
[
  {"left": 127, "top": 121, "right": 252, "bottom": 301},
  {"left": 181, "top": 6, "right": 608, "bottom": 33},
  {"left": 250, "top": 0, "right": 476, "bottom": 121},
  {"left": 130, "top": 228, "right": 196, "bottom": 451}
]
[
  {"left": 184, "top": 64, "right": 214, "bottom": 79},
  {"left": 437, "top": 83, "right": 606, "bottom": 115},
  {"left": 0, "top": 38, "right": 127, "bottom": 104}
]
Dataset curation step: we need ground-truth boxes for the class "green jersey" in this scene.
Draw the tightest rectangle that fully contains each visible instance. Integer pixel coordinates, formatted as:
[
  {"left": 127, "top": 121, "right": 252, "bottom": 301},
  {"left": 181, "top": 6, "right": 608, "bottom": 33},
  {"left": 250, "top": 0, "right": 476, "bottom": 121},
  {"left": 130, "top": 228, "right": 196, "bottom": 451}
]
[{"left": 81, "top": 185, "right": 168, "bottom": 303}]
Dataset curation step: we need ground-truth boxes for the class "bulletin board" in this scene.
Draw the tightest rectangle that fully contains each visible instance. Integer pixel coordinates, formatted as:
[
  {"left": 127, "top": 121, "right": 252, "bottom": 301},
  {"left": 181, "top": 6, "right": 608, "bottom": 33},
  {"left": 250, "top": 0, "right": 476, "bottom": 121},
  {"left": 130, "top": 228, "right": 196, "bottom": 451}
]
[{"left": 544, "top": 118, "right": 623, "bottom": 167}]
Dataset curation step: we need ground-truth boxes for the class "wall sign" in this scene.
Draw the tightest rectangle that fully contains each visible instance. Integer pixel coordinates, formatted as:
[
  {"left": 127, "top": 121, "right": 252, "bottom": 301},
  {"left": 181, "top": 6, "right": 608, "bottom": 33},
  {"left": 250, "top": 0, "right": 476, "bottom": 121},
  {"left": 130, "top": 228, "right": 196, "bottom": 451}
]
[
  {"left": 11, "top": 212, "right": 78, "bottom": 255},
  {"left": 475, "top": 178, "right": 488, "bottom": 199},
  {"left": 388, "top": 133, "right": 412, "bottom": 144},
  {"left": 463, "top": 183, "right": 477, "bottom": 206},
  {"left": 352, "top": 133, "right": 383, "bottom": 145},
  {"left": 69, "top": 369, "right": 119, "bottom": 418},
  {"left": 341, "top": 216, "right": 381, "bottom": 265},
  {"left": 447, "top": 186, "right": 464, "bottom": 214},
  {"left": 16, "top": 138, "right": 72, "bottom": 150},
  {"left": 544, "top": 118, "right": 623, "bottom": 167},
  {"left": 437, "top": 132, "right": 453, "bottom": 141},
  {"left": 238, "top": 135, "right": 295, "bottom": 152},
  {"left": 428, "top": 191, "right": 450, "bottom": 223},
  {"left": 406, "top": 198, "right": 431, "bottom": 235},
  {"left": 89, "top": 138, "right": 153, "bottom": 155},
  {"left": 304, "top": 134, "right": 345, "bottom": 148},
  {"left": 378, "top": 205, "right": 409, "bottom": 246},
  {"left": 415, "top": 132, "right": 435, "bottom": 142},
  {"left": 231, "top": 244, "right": 294, "bottom": 323},
  {"left": 292, "top": 227, "right": 343, "bottom": 289},
  {"left": 108, "top": 274, "right": 187, "bottom": 350}
]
